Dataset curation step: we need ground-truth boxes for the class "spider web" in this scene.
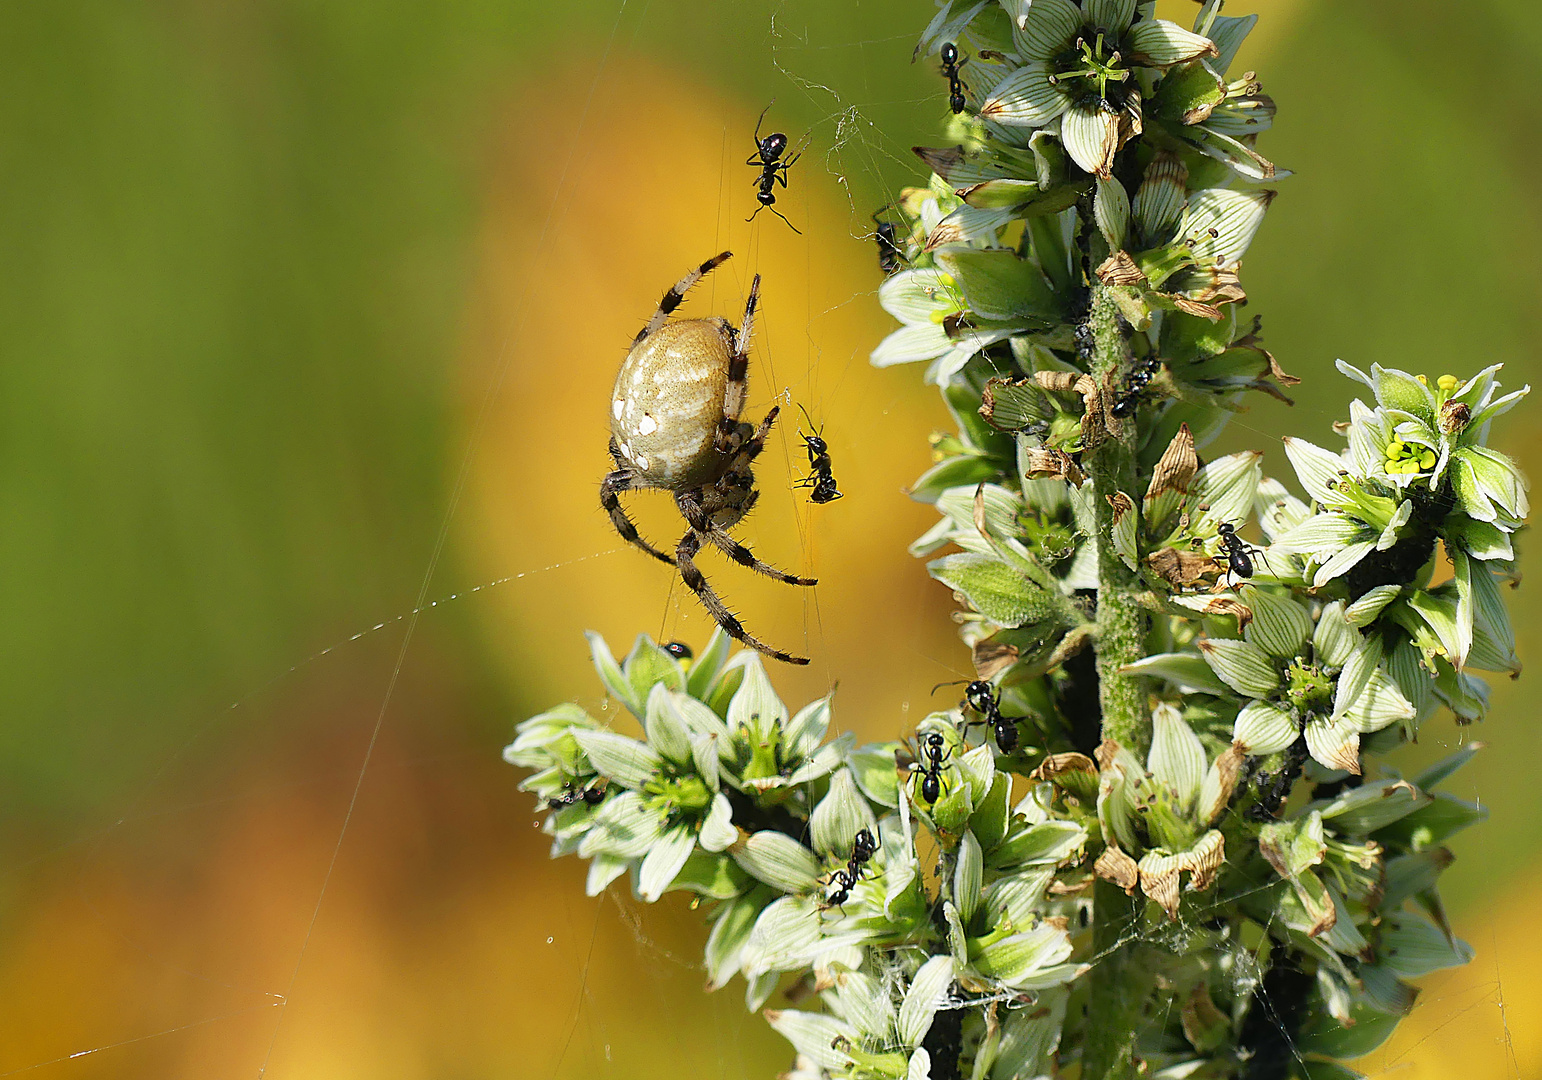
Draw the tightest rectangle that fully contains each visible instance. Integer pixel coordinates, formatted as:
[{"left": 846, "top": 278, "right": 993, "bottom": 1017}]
[{"left": 0, "top": 2, "right": 1529, "bottom": 1079}]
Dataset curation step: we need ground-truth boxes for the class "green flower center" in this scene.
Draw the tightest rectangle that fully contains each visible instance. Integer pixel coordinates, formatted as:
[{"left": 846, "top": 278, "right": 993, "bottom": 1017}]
[
  {"left": 1283, "top": 658, "right": 1332, "bottom": 713},
  {"left": 1385, "top": 438, "right": 1436, "bottom": 476},
  {"left": 1051, "top": 32, "right": 1130, "bottom": 107},
  {"left": 645, "top": 773, "right": 712, "bottom": 817}
]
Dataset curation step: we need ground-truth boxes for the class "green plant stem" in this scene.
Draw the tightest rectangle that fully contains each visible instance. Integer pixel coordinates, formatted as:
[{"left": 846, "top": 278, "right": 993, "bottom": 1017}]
[
  {"left": 1083, "top": 880, "right": 1151, "bottom": 1080},
  {"left": 1085, "top": 287, "right": 1148, "bottom": 756},
  {"left": 1083, "top": 284, "right": 1152, "bottom": 1080}
]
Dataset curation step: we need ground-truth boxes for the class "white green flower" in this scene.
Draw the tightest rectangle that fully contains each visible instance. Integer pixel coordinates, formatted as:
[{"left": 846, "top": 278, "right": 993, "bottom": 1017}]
[{"left": 981, "top": 0, "right": 1219, "bottom": 177}]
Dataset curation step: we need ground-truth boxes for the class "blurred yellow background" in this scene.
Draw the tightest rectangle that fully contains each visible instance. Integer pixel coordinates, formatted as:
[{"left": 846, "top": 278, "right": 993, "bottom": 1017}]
[{"left": 0, "top": 1, "right": 1536, "bottom": 1076}]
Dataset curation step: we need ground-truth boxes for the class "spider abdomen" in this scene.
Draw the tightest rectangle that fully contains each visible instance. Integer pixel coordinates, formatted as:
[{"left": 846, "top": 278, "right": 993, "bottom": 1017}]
[{"left": 611, "top": 318, "right": 735, "bottom": 488}]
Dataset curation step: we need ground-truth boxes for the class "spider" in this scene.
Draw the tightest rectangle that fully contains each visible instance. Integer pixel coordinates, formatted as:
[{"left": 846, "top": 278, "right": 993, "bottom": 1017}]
[{"left": 600, "top": 251, "right": 816, "bottom": 666}]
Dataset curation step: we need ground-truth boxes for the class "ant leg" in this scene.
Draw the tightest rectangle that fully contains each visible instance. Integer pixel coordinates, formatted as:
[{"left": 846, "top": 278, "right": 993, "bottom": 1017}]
[{"left": 769, "top": 204, "right": 802, "bottom": 234}]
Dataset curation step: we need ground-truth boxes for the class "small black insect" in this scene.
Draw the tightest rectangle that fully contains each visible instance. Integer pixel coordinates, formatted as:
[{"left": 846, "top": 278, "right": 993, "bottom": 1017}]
[
  {"left": 793, "top": 405, "right": 842, "bottom": 504},
  {"left": 935, "top": 678, "right": 1021, "bottom": 753},
  {"left": 873, "top": 207, "right": 905, "bottom": 274},
  {"left": 822, "top": 866, "right": 858, "bottom": 911},
  {"left": 663, "top": 640, "right": 693, "bottom": 661},
  {"left": 1246, "top": 737, "right": 1309, "bottom": 821},
  {"left": 1214, "top": 521, "right": 1267, "bottom": 584},
  {"left": 849, "top": 827, "right": 878, "bottom": 869},
  {"left": 940, "top": 42, "right": 969, "bottom": 114},
  {"left": 747, "top": 104, "right": 802, "bottom": 233},
  {"left": 916, "top": 731, "right": 950, "bottom": 803},
  {"left": 822, "top": 827, "right": 880, "bottom": 911},
  {"left": 547, "top": 782, "right": 607, "bottom": 810},
  {"left": 1110, "top": 357, "right": 1161, "bottom": 419}
]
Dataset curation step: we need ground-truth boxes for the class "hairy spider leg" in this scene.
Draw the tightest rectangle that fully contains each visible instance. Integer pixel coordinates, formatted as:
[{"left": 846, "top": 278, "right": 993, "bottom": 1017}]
[
  {"left": 678, "top": 490, "right": 817, "bottom": 589},
  {"left": 674, "top": 529, "right": 810, "bottom": 665},
  {"left": 631, "top": 250, "right": 732, "bottom": 348},
  {"left": 714, "top": 273, "right": 759, "bottom": 453},
  {"left": 599, "top": 451, "right": 675, "bottom": 567}
]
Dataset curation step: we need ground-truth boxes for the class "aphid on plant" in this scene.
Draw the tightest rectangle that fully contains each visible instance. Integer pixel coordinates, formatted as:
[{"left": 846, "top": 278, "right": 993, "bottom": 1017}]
[
  {"left": 940, "top": 42, "right": 969, "bottom": 114},
  {"left": 1214, "top": 521, "right": 1267, "bottom": 585},
  {"left": 547, "top": 782, "right": 607, "bottom": 810},
  {"left": 934, "top": 678, "right": 1021, "bottom": 753},
  {"left": 601, "top": 251, "right": 816, "bottom": 665},
  {"left": 1246, "top": 737, "right": 1309, "bottom": 821},
  {"left": 793, "top": 404, "right": 842, "bottom": 504},
  {"left": 1110, "top": 357, "right": 1161, "bottom": 419},
  {"left": 915, "top": 731, "right": 950, "bottom": 803},
  {"left": 747, "top": 104, "right": 803, "bottom": 233},
  {"left": 873, "top": 207, "right": 905, "bottom": 274},
  {"left": 663, "top": 640, "right": 693, "bottom": 661}
]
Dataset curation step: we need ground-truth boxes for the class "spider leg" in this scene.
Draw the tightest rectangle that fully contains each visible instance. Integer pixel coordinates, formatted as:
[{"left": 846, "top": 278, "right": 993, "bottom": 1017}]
[
  {"left": 675, "top": 530, "right": 810, "bottom": 666},
  {"left": 739, "top": 406, "right": 778, "bottom": 462},
  {"left": 600, "top": 466, "right": 674, "bottom": 566},
  {"left": 714, "top": 274, "right": 760, "bottom": 451},
  {"left": 678, "top": 486, "right": 817, "bottom": 587},
  {"left": 631, "top": 250, "right": 732, "bottom": 348}
]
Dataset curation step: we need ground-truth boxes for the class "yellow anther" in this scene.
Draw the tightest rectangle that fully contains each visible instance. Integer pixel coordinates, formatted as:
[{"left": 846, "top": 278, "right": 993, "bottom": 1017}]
[
  {"left": 1437, "top": 374, "right": 1459, "bottom": 391},
  {"left": 1416, "top": 374, "right": 1429, "bottom": 385}
]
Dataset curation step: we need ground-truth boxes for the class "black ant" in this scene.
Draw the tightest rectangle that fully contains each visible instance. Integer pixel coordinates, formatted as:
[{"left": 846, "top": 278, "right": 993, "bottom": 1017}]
[
  {"left": 873, "top": 207, "right": 905, "bottom": 274},
  {"left": 793, "top": 404, "right": 841, "bottom": 504},
  {"left": 1110, "top": 357, "right": 1161, "bottom": 418},
  {"left": 940, "top": 42, "right": 969, "bottom": 114},
  {"left": 663, "top": 640, "right": 693, "bottom": 661},
  {"left": 821, "top": 827, "right": 879, "bottom": 911},
  {"left": 1214, "top": 521, "right": 1267, "bottom": 584},
  {"left": 914, "top": 731, "right": 950, "bottom": 803},
  {"left": 747, "top": 104, "right": 802, "bottom": 233},
  {"left": 934, "top": 679, "right": 1020, "bottom": 753},
  {"left": 547, "top": 782, "right": 607, "bottom": 810}
]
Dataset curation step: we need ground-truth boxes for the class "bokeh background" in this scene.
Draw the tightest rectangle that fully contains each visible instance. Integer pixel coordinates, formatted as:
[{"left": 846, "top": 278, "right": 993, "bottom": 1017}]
[{"left": 0, "top": 1, "right": 1537, "bottom": 1076}]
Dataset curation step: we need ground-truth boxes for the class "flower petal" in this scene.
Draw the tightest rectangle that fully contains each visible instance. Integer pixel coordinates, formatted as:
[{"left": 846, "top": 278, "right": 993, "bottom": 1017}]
[
  {"left": 1126, "top": 19, "right": 1218, "bottom": 66},
  {"left": 1241, "top": 585, "right": 1312, "bottom": 659},
  {"left": 637, "top": 824, "right": 698, "bottom": 902},
  {"left": 1084, "top": 0, "right": 1135, "bottom": 36},
  {"left": 871, "top": 323, "right": 954, "bottom": 367},
  {"left": 1233, "top": 699, "right": 1298, "bottom": 755},
  {"left": 1149, "top": 702, "right": 1206, "bottom": 808},
  {"left": 1199, "top": 637, "right": 1281, "bottom": 697},
  {"left": 1060, "top": 104, "right": 1120, "bottom": 177},
  {"left": 1304, "top": 716, "right": 1361, "bottom": 775},
  {"left": 1013, "top": 0, "right": 1084, "bottom": 62},
  {"left": 1184, "top": 188, "right": 1273, "bottom": 267},
  {"left": 979, "top": 63, "right": 1070, "bottom": 127},
  {"left": 898, "top": 954, "right": 958, "bottom": 1047}
]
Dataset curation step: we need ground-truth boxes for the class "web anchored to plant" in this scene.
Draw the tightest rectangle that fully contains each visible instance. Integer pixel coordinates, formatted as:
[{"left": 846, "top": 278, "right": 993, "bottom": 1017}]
[{"left": 506, "top": 2, "right": 1530, "bottom": 1078}]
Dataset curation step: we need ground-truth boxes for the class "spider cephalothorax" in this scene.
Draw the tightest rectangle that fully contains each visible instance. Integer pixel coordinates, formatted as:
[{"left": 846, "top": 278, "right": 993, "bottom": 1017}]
[{"left": 600, "top": 251, "right": 815, "bottom": 665}]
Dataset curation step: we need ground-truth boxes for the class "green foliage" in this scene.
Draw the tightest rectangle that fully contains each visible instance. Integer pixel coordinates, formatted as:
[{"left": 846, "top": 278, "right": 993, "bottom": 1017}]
[{"left": 508, "top": 3, "right": 1531, "bottom": 1078}]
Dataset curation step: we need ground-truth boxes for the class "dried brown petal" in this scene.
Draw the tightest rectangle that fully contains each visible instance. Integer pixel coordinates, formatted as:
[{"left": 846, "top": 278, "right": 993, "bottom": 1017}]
[
  {"left": 1022, "top": 446, "right": 1086, "bottom": 486},
  {"left": 1033, "top": 752, "right": 1099, "bottom": 802},
  {"left": 1147, "top": 547, "right": 1222, "bottom": 589},
  {"left": 1096, "top": 250, "right": 1147, "bottom": 287},
  {"left": 1145, "top": 423, "right": 1197, "bottom": 503},
  {"left": 1094, "top": 843, "right": 1140, "bottom": 895}
]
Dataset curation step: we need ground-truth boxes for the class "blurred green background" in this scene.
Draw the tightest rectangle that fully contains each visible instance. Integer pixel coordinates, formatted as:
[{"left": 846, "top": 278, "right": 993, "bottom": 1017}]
[{"left": 0, "top": 1, "right": 1537, "bottom": 1076}]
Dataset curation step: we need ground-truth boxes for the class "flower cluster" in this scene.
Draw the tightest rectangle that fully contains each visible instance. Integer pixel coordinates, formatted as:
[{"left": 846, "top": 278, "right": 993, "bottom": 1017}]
[
  {"left": 506, "top": 1, "right": 1530, "bottom": 1077},
  {"left": 510, "top": 632, "right": 1093, "bottom": 1074}
]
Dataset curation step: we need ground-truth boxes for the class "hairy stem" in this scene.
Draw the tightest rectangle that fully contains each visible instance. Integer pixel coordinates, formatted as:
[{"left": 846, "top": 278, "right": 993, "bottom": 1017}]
[
  {"left": 1083, "top": 284, "right": 1151, "bottom": 1080},
  {"left": 1085, "top": 287, "right": 1148, "bottom": 755}
]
